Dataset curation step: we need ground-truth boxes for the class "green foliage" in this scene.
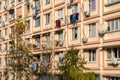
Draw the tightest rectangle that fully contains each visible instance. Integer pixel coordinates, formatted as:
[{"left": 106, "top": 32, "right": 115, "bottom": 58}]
[
  {"left": 59, "top": 48, "right": 96, "bottom": 80},
  {"left": 8, "top": 19, "right": 37, "bottom": 79}
]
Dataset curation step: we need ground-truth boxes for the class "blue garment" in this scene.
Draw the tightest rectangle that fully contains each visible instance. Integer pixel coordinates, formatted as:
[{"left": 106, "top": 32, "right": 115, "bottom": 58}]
[{"left": 70, "top": 13, "right": 79, "bottom": 24}]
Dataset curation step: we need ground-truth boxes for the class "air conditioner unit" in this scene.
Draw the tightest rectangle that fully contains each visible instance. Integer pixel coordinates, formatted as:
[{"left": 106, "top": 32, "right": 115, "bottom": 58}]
[
  {"left": 42, "top": 43, "right": 46, "bottom": 48},
  {"left": 112, "top": 57, "right": 118, "bottom": 65},
  {"left": 4, "top": 6, "right": 7, "bottom": 10},
  {"left": 58, "top": 40, "right": 63, "bottom": 46},
  {"left": 98, "top": 24, "right": 107, "bottom": 36},
  {"left": 82, "top": 37, "right": 88, "bottom": 43},
  {"left": 84, "top": 11, "right": 90, "bottom": 17}
]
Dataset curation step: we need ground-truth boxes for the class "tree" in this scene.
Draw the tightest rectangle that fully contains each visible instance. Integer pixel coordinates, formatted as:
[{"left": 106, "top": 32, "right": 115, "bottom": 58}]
[
  {"left": 7, "top": 19, "right": 37, "bottom": 80},
  {"left": 59, "top": 48, "right": 96, "bottom": 80}
]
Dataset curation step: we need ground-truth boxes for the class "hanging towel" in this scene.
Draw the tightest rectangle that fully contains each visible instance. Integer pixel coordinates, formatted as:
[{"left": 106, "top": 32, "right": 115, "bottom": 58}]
[{"left": 56, "top": 19, "right": 61, "bottom": 28}]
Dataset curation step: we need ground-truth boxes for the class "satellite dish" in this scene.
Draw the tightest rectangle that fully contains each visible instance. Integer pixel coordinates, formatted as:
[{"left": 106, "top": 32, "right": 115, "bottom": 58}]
[{"left": 112, "top": 57, "right": 117, "bottom": 65}]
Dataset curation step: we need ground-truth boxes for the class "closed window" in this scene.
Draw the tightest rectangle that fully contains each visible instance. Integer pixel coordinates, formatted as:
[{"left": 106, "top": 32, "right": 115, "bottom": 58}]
[
  {"left": 35, "top": 0, "right": 40, "bottom": 10},
  {"left": 58, "top": 9, "right": 63, "bottom": 19},
  {"left": 58, "top": 30, "right": 63, "bottom": 40},
  {"left": 0, "top": 58, "right": 1, "bottom": 66},
  {"left": 0, "top": 16, "right": 1, "bottom": 24},
  {"left": 46, "top": 13, "right": 50, "bottom": 25},
  {"left": 89, "top": 23, "right": 96, "bottom": 37},
  {"left": 89, "top": 0, "right": 96, "bottom": 11},
  {"left": 11, "top": 26, "right": 14, "bottom": 34},
  {"left": 4, "top": 14, "right": 7, "bottom": 22},
  {"left": 4, "top": 0, "right": 8, "bottom": 6},
  {"left": 89, "top": 50, "right": 96, "bottom": 62},
  {"left": 26, "top": 20, "right": 30, "bottom": 30},
  {"left": 0, "top": 2, "right": 1, "bottom": 10},
  {"left": 46, "top": 0, "right": 50, "bottom": 4},
  {"left": 35, "top": 17, "right": 40, "bottom": 27},
  {"left": 5, "top": 43, "right": 7, "bottom": 51},
  {"left": 5, "top": 28, "right": 7, "bottom": 36},
  {"left": 0, "top": 45, "right": 1, "bottom": 52},
  {"left": 43, "top": 54, "right": 51, "bottom": 63},
  {"left": 46, "top": 34, "right": 50, "bottom": 44},
  {"left": 107, "top": 48, "right": 120, "bottom": 59},
  {"left": 72, "top": 27, "right": 78, "bottom": 40},
  {"left": 71, "top": 4, "right": 78, "bottom": 14},
  {"left": 0, "top": 30, "right": 1, "bottom": 37},
  {"left": 107, "top": 18, "right": 120, "bottom": 32}
]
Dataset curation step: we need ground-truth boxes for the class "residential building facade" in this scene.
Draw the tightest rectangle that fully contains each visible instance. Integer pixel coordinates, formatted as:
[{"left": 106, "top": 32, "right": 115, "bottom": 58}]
[{"left": 0, "top": 0, "right": 120, "bottom": 80}]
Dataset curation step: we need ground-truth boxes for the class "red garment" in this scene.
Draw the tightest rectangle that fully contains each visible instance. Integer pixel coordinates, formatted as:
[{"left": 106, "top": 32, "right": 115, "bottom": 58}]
[{"left": 56, "top": 20, "right": 61, "bottom": 28}]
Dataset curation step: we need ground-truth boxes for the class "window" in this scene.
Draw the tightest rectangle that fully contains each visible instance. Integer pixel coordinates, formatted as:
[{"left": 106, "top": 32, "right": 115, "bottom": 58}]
[
  {"left": 107, "top": 0, "right": 120, "bottom": 4},
  {"left": 46, "top": 13, "right": 50, "bottom": 25},
  {"left": 0, "top": 16, "right": 1, "bottom": 24},
  {"left": 58, "top": 9, "right": 63, "bottom": 19},
  {"left": 26, "top": 20, "right": 30, "bottom": 30},
  {"left": 0, "top": 58, "right": 1, "bottom": 66},
  {"left": 34, "top": 17, "right": 40, "bottom": 27},
  {"left": 18, "top": 0, "right": 22, "bottom": 3},
  {"left": 9, "top": 10, "right": 14, "bottom": 21},
  {"left": 46, "top": 34, "right": 50, "bottom": 44},
  {"left": 11, "top": 26, "right": 14, "bottom": 34},
  {"left": 4, "top": 14, "right": 7, "bottom": 22},
  {"left": 34, "top": 36, "right": 40, "bottom": 48},
  {"left": 46, "top": 0, "right": 50, "bottom": 4},
  {"left": 89, "top": 50, "right": 96, "bottom": 62},
  {"left": 4, "top": 0, "right": 8, "bottom": 6},
  {"left": 35, "top": 0, "right": 40, "bottom": 10},
  {"left": 89, "top": 0, "right": 96, "bottom": 11},
  {"left": 0, "top": 2, "right": 1, "bottom": 10},
  {"left": 71, "top": 4, "right": 78, "bottom": 14},
  {"left": 0, "top": 30, "right": 1, "bottom": 37},
  {"left": 5, "top": 43, "right": 7, "bottom": 51},
  {"left": 0, "top": 45, "right": 1, "bottom": 52},
  {"left": 58, "top": 30, "right": 63, "bottom": 40},
  {"left": 43, "top": 54, "right": 51, "bottom": 63},
  {"left": 72, "top": 27, "right": 78, "bottom": 40},
  {"left": 18, "top": 15, "right": 22, "bottom": 19},
  {"left": 107, "top": 47, "right": 120, "bottom": 59},
  {"left": 107, "top": 18, "right": 120, "bottom": 32},
  {"left": 5, "top": 28, "right": 7, "bottom": 36},
  {"left": 89, "top": 23, "right": 96, "bottom": 37}
]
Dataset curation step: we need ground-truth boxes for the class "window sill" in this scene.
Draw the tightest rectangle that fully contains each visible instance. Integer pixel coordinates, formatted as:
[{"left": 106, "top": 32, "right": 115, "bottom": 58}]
[
  {"left": 105, "top": 1, "right": 120, "bottom": 7},
  {"left": 34, "top": 25, "right": 40, "bottom": 27},
  {"left": 88, "top": 61, "right": 96, "bottom": 63},
  {"left": 107, "top": 30, "right": 120, "bottom": 33},
  {"left": 71, "top": 38, "right": 78, "bottom": 41}
]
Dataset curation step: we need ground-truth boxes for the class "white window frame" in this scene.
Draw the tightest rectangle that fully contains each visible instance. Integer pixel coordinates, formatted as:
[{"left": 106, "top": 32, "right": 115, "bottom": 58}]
[
  {"left": 89, "top": 50, "right": 96, "bottom": 62},
  {"left": 71, "top": 4, "right": 78, "bottom": 14},
  {"left": 107, "top": 47, "right": 120, "bottom": 60},
  {"left": 72, "top": 27, "right": 78, "bottom": 40},
  {"left": 89, "top": 0, "right": 96, "bottom": 11},
  {"left": 58, "top": 9, "right": 63, "bottom": 19},
  {"left": 46, "top": 13, "right": 50, "bottom": 25},
  {"left": 107, "top": 18, "right": 120, "bottom": 32},
  {"left": 89, "top": 23, "right": 96, "bottom": 37}
]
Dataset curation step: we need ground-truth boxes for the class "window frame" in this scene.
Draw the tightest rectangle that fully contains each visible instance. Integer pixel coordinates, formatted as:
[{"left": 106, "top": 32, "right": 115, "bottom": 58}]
[
  {"left": 88, "top": 49, "right": 96, "bottom": 62},
  {"left": 89, "top": 23, "right": 96, "bottom": 38},
  {"left": 34, "top": 17, "right": 40, "bottom": 27},
  {"left": 72, "top": 27, "right": 78, "bottom": 40}
]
